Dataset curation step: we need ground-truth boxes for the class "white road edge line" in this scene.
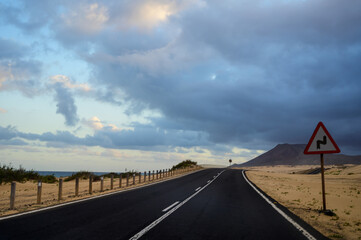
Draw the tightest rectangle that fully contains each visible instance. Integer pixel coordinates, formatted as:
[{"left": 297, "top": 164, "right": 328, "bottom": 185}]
[
  {"left": 162, "top": 201, "right": 180, "bottom": 212},
  {"left": 242, "top": 170, "right": 317, "bottom": 240},
  {"left": 129, "top": 170, "right": 226, "bottom": 240},
  {"left": 195, "top": 187, "right": 201, "bottom": 192},
  {"left": 0, "top": 169, "right": 204, "bottom": 221}
]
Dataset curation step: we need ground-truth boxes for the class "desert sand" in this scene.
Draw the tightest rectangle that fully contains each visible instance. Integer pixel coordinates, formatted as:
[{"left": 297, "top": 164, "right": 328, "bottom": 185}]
[
  {"left": 244, "top": 165, "right": 361, "bottom": 240},
  {"left": 0, "top": 168, "right": 199, "bottom": 217}
]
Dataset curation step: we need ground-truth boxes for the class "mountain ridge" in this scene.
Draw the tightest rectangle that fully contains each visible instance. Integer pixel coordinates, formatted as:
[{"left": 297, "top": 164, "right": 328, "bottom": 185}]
[{"left": 236, "top": 144, "right": 361, "bottom": 166}]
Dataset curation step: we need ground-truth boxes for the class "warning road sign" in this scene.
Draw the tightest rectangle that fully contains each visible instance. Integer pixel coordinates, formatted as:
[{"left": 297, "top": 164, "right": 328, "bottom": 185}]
[{"left": 304, "top": 122, "right": 340, "bottom": 154}]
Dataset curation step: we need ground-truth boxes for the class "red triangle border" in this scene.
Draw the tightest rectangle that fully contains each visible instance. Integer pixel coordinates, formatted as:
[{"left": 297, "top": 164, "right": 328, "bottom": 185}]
[{"left": 304, "top": 122, "right": 341, "bottom": 155}]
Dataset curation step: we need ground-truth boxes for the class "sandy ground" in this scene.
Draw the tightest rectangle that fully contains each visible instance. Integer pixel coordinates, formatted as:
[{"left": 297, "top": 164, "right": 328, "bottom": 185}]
[
  {"left": 0, "top": 168, "right": 199, "bottom": 217},
  {"left": 242, "top": 165, "right": 361, "bottom": 240}
]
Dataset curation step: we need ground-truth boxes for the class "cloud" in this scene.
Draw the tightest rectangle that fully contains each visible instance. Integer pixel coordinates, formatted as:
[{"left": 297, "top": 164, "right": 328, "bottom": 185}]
[
  {"left": 83, "top": 116, "right": 104, "bottom": 130},
  {"left": 60, "top": 3, "right": 109, "bottom": 34},
  {"left": 0, "top": 125, "right": 17, "bottom": 140},
  {"left": 50, "top": 75, "right": 91, "bottom": 92},
  {"left": 1, "top": 0, "right": 361, "bottom": 155},
  {"left": 0, "top": 38, "right": 42, "bottom": 96},
  {"left": 81, "top": 0, "right": 361, "bottom": 154},
  {"left": 1, "top": 123, "right": 210, "bottom": 150},
  {"left": 53, "top": 82, "right": 79, "bottom": 126}
]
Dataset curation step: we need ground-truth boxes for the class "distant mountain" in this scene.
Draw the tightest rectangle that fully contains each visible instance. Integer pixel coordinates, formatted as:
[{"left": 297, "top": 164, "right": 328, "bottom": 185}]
[{"left": 237, "top": 144, "right": 361, "bottom": 166}]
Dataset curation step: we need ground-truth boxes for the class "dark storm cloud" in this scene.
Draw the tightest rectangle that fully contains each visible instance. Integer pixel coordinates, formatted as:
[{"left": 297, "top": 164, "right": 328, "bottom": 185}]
[
  {"left": 83, "top": 0, "right": 361, "bottom": 153},
  {"left": 2, "top": 0, "right": 361, "bottom": 154}
]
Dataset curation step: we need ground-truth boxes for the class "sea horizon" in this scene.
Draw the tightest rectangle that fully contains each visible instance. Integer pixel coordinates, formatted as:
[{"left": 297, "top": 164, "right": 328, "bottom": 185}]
[
  {"left": 37, "top": 171, "right": 115, "bottom": 178},
  {"left": 37, "top": 171, "right": 146, "bottom": 178}
]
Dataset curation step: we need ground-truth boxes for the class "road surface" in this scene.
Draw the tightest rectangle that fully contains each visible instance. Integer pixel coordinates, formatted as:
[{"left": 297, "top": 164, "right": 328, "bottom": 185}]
[{"left": 0, "top": 169, "right": 328, "bottom": 240}]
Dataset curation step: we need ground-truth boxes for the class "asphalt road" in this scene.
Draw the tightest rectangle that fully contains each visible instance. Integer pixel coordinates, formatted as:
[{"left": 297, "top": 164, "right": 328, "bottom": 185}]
[{"left": 0, "top": 169, "right": 328, "bottom": 240}]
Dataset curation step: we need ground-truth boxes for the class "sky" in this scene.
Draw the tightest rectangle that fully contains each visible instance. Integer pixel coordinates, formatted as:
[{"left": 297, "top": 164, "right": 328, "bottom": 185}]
[{"left": 0, "top": 0, "right": 360, "bottom": 172}]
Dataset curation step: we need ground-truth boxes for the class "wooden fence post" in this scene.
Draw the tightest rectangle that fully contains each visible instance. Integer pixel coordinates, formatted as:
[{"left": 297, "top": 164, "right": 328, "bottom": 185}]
[
  {"left": 156, "top": 170, "right": 159, "bottom": 179},
  {"left": 133, "top": 174, "right": 135, "bottom": 185},
  {"left": 110, "top": 174, "right": 114, "bottom": 190},
  {"left": 148, "top": 171, "right": 151, "bottom": 181},
  {"left": 89, "top": 176, "right": 93, "bottom": 194},
  {"left": 144, "top": 171, "right": 146, "bottom": 182},
  {"left": 58, "top": 179, "right": 63, "bottom": 201},
  {"left": 126, "top": 173, "right": 129, "bottom": 187},
  {"left": 152, "top": 170, "right": 154, "bottom": 180},
  {"left": 139, "top": 173, "right": 141, "bottom": 184},
  {"left": 100, "top": 177, "right": 104, "bottom": 192},
  {"left": 119, "top": 174, "right": 122, "bottom": 188},
  {"left": 10, "top": 182, "right": 16, "bottom": 210},
  {"left": 75, "top": 178, "right": 79, "bottom": 196},
  {"left": 37, "top": 180, "right": 42, "bottom": 204}
]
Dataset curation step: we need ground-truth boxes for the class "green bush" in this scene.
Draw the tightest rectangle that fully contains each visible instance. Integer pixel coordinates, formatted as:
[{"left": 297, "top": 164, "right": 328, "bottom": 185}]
[
  {"left": 63, "top": 171, "right": 137, "bottom": 182},
  {"left": 64, "top": 171, "right": 94, "bottom": 182},
  {"left": 40, "top": 174, "right": 57, "bottom": 183},
  {"left": 0, "top": 164, "right": 57, "bottom": 184},
  {"left": 171, "top": 160, "right": 197, "bottom": 170}
]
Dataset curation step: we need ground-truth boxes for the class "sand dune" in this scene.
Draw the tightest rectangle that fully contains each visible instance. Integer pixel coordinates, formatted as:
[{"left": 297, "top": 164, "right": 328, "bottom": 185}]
[{"left": 243, "top": 165, "right": 361, "bottom": 240}]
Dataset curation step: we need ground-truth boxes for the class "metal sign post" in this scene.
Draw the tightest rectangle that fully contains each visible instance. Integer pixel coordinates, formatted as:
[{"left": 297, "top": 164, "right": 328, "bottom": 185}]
[{"left": 304, "top": 122, "right": 340, "bottom": 212}]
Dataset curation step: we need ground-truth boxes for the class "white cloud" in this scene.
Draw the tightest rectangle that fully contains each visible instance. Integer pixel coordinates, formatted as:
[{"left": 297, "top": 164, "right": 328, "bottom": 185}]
[
  {"left": 50, "top": 75, "right": 91, "bottom": 92},
  {"left": 83, "top": 116, "right": 104, "bottom": 130},
  {"left": 83, "top": 116, "right": 126, "bottom": 131},
  {"left": 111, "top": 0, "right": 205, "bottom": 31},
  {"left": 61, "top": 3, "right": 109, "bottom": 34}
]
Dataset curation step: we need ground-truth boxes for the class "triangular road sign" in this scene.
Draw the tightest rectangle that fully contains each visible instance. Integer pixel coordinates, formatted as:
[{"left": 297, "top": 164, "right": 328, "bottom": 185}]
[{"left": 304, "top": 122, "right": 340, "bottom": 154}]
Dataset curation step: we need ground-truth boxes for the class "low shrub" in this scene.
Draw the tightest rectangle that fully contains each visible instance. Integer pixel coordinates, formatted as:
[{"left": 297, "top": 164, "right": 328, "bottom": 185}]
[
  {"left": 171, "top": 160, "right": 197, "bottom": 170},
  {"left": 0, "top": 164, "right": 57, "bottom": 184}
]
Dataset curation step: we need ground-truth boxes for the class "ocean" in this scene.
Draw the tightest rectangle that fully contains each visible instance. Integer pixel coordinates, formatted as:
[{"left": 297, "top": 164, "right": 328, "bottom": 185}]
[{"left": 37, "top": 171, "right": 113, "bottom": 178}]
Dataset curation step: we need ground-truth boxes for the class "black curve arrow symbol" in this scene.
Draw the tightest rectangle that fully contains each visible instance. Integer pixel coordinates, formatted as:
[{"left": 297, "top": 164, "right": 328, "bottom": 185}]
[{"left": 317, "top": 136, "right": 327, "bottom": 149}]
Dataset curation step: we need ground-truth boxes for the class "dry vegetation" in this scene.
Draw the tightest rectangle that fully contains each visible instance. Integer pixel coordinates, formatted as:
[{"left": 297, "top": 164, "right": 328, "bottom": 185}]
[{"left": 244, "top": 165, "right": 361, "bottom": 240}]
